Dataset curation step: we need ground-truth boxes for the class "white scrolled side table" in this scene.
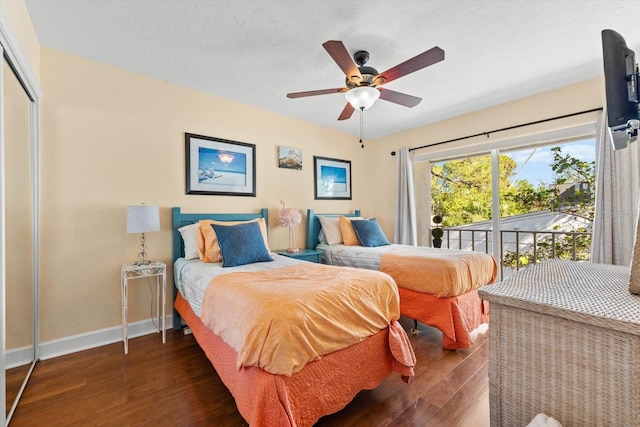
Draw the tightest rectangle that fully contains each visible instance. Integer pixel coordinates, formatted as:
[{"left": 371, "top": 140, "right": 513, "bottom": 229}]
[{"left": 121, "top": 261, "right": 166, "bottom": 354}]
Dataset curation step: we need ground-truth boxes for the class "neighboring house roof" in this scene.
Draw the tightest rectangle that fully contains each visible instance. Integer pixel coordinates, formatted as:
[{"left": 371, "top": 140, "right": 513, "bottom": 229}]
[
  {"left": 553, "top": 182, "right": 594, "bottom": 209},
  {"left": 450, "top": 210, "right": 591, "bottom": 232}
]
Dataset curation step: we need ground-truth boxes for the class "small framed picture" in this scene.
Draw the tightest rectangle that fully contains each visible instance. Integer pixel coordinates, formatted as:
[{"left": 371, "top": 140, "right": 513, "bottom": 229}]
[
  {"left": 278, "top": 146, "right": 302, "bottom": 170},
  {"left": 185, "top": 133, "right": 256, "bottom": 196},
  {"left": 314, "top": 156, "right": 352, "bottom": 200}
]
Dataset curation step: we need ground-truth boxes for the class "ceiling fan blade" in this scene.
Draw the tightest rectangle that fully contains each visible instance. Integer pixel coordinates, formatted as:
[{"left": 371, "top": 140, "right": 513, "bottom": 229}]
[
  {"left": 287, "top": 88, "right": 346, "bottom": 98},
  {"left": 337, "top": 103, "right": 355, "bottom": 121},
  {"left": 376, "top": 46, "right": 444, "bottom": 85},
  {"left": 378, "top": 88, "right": 422, "bottom": 108},
  {"left": 322, "top": 40, "right": 362, "bottom": 81}
]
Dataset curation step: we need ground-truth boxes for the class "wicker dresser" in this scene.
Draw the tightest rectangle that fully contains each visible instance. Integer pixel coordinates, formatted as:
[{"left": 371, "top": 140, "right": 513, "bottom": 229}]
[{"left": 478, "top": 260, "right": 640, "bottom": 427}]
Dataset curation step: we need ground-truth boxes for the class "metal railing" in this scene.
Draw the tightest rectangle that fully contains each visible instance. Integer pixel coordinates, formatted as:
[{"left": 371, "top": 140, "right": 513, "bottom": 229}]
[{"left": 440, "top": 227, "right": 592, "bottom": 279}]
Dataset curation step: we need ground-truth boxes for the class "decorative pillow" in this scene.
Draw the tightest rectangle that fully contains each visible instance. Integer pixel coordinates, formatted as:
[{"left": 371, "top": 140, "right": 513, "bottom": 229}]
[
  {"left": 211, "top": 222, "right": 274, "bottom": 267},
  {"left": 338, "top": 215, "right": 364, "bottom": 246},
  {"left": 318, "top": 216, "right": 342, "bottom": 245},
  {"left": 351, "top": 218, "right": 391, "bottom": 247},
  {"left": 198, "top": 218, "right": 270, "bottom": 263},
  {"left": 178, "top": 223, "right": 200, "bottom": 260}
]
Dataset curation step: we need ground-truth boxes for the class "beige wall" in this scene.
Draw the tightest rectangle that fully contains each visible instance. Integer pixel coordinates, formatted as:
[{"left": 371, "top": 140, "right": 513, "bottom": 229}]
[{"left": 39, "top": 47, "right": 371, "bottom": 341}]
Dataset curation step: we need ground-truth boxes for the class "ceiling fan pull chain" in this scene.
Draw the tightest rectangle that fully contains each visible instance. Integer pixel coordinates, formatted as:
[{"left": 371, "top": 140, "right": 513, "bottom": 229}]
[{"left": 359, "top": 108, "right": 365, "bottom": 148}]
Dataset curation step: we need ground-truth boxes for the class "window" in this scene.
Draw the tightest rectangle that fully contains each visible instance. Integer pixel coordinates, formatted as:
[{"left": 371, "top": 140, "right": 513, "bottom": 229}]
[{"left": 417, "top": 127, "right": 595, "bottom": 278}]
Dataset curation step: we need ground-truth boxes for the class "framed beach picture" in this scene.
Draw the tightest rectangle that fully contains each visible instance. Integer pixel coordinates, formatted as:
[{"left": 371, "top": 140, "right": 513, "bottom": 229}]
[
  {"left": 314, "top": 156, "right": 352, "bottom": 200},
  {"left": 185, "top": 133, "right": 256, "bottom": 196}
]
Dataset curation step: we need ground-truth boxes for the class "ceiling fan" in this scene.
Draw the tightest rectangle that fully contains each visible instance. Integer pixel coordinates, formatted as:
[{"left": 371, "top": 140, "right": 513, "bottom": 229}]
[{"left": 286, "top": 40, "right": 445, "bottom": 121}]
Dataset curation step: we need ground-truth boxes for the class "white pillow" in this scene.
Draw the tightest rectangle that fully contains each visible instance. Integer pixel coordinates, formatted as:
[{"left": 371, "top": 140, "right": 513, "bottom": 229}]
[
  {"left": 318, "top": 216, "right": 342, "bottom": 245},
  {"left": 178, "top": 223, "right": 200, "bottom": 260},
  {"left": 318, "top": 229, "right": 328, "bottom": 245}
]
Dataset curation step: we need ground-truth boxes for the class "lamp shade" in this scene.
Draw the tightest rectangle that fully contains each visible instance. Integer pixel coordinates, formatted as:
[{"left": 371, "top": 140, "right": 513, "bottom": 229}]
[
  {"left": 279, "top": 207, "right": 301, "bottom": 228},
  {"left": 126, "top": 205, "right": 160, "bottom": 233},
  {"left": 345, "top": 86, "right": 380, "bottom": 110}
]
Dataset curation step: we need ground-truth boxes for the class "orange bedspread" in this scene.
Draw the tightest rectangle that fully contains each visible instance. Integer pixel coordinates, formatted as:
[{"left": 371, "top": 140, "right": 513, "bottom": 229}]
[
  {"left": 201, "top": 263, "right": 401, "bottom": 376},
  {"left": 176, "top": 292, "right": 415, "bottom": 427},
  {"left": 380, "top": 247, "right": 498, "bottom": 297}
]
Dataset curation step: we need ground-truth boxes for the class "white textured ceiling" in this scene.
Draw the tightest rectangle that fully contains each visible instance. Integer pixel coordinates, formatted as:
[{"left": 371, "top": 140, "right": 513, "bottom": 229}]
[{"left": 23, "top": 0, "right": 640, "bottom": 140}]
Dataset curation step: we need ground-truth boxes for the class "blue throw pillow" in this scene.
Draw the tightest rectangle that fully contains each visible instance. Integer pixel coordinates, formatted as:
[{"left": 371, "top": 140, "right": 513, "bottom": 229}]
[
  {"left": 211, "top": 222, "right": 274, "bottom": 267},
  {"left": 351, "top": 218, "right": 390, "bottom": 247}
]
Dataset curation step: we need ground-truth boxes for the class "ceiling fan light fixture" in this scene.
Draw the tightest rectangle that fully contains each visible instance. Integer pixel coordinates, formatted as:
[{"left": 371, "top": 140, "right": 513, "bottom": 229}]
[{"left": 345, "top": 86, "right": 380, "bottom": 110}]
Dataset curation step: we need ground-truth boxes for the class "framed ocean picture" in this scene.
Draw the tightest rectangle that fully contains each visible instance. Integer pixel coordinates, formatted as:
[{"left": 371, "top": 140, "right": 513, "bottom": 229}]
[
  {"left": 313, "top": 156, "right": 351, "bottom": 200},
  {"left": 185, "top": 133, "right": 256, "bottom": 196}
]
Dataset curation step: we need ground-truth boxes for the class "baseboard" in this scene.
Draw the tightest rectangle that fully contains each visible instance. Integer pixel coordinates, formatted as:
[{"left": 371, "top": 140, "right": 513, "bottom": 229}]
[
  {"left": 36, "top": 315, "right": 174, "bottom": 361},
  {"left": 5, "top": 345, "right": 35, "bottom": 369}
]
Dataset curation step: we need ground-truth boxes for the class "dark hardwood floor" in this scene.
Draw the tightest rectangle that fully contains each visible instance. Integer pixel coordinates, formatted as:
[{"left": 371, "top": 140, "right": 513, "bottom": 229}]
[{"left": 9, "top": 316, "right": 489, "bottom": 426}]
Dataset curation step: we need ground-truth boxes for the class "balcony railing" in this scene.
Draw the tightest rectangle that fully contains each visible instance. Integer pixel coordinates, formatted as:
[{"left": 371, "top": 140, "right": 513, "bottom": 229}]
[{"left": 440, "top": 227, "right": 592, "bottom": 279}]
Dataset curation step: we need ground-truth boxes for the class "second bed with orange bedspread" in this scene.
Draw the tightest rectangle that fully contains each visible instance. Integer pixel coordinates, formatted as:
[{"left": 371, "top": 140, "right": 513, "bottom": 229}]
[
  {"left": 306, "top": 209, "right": 497, "bottom": 349},
  {"left": 381, "top": 246, "right": 497, "bottom": 349}
]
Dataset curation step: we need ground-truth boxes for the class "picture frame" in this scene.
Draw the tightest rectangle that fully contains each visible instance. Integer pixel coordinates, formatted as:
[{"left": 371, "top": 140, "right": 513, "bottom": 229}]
[
  {"left": 314, "top": 156, "right": 352, "bottom": 200},
  {"left": 278, "top": 146, "right": 302, "bottom": 170},
  {"left": 185, "top": 133, "right": 256, "bottom": 196}
]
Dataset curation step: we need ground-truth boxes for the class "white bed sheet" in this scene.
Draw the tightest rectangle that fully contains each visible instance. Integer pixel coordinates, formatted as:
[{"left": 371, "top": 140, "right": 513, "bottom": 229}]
[
  {"left": 318, "top": 243, "right": 414, "bottom": 270},
  {"left": 174, "top": 254, "right": 302, "bottom": 316},
  {"left": 318, "top": 243, "right": 491, "bottom": 275}
]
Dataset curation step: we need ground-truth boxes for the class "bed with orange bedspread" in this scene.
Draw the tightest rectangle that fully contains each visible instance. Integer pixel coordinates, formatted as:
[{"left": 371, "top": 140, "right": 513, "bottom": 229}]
[
  {"left": 172, "top": 207, "right": 415, "bottom": 427},
  {"left": 306, "top": 209, "right": 498, "bottom": 349},
  {"left": 380, "top": 246, "right": 496, "bottom": 348}
]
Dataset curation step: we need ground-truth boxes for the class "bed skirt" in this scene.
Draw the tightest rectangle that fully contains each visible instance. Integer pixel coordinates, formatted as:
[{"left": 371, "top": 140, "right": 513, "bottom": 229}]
[
  {"left": 398, "top": 287, "right": 489, "bottom": 349},
  {"left": 174, "top": 293, "right": 414, "bottom": 427}
]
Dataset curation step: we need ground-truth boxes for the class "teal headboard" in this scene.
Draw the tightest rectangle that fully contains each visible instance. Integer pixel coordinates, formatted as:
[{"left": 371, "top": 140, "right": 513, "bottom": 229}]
[
  {"left": 171, "top": 207, "right": 268, "bottom": 329},
  {"left": 305, "top": 209, "right": 361, "bottom": 250}
]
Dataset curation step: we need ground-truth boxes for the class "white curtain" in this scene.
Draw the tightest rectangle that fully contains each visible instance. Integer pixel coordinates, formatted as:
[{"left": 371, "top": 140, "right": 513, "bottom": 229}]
[
  {"left": 394, "top": 147, "right": 417, "bottom": 245},
  {"left": 591, "top": 111, "right": 640, "bottom": 265}
]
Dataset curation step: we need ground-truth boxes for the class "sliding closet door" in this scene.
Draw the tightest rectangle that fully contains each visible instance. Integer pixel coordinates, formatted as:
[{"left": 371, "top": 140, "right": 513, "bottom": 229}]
[
  {"left": 0, "top": 13, "right": 42, "bottom": 424},
  {"left": 2, "top": 55, "right": 35, "bottom": 424}
]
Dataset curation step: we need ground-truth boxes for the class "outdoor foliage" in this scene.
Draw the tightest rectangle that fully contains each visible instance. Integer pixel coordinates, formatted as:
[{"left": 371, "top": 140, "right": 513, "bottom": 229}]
[{"left": 431, "top": 154, "right": 554, "bottom": 227}]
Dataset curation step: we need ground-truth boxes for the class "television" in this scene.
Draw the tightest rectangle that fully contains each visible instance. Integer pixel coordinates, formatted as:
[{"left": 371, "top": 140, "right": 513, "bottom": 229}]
[{"left": 601, "top": 29, "right": 640, "bottom": 150}]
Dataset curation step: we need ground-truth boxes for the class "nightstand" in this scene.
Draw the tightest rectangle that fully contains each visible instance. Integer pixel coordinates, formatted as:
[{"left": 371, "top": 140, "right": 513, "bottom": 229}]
[
  {"left": 121, "top": 261, "right": 166, "bottom": 354},
  {"left": 274, "top": 249, "right": 322, "bottom": 263}
]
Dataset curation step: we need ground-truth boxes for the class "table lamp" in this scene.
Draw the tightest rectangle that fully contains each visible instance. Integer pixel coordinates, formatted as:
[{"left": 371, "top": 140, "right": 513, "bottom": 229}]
[
  {"left": 127, "top": 204, "right": 160, "bottom": 264},
  {"left": 279, "top": 201, "right": 301, "bottom": 253}
]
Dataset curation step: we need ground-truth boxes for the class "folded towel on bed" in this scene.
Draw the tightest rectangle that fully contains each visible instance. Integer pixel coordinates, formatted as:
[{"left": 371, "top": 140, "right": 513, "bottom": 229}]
[{"left": 526, "top": 413, "right": 563, "bottom": 427}]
